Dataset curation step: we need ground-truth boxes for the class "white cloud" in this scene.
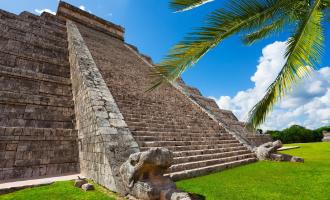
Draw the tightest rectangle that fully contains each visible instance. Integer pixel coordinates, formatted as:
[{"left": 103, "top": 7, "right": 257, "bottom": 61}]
[
  {"left": 34, "top": 8, "right": 56, "bottom": 15},
  {"left": 79, "top": 5, "right": 86, "bottom": 11},
  {"left": 212, "top": 41, "right": 330, "bottom": 130},
  {"left": 79, "top": 5, "right": 92, "bottom": 13}
]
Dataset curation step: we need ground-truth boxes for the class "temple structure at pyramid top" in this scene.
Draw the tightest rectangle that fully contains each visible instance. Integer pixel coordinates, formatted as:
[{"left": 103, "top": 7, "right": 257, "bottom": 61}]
[{"left": 0, "top": 1, "right": 271, "bottom": 194}]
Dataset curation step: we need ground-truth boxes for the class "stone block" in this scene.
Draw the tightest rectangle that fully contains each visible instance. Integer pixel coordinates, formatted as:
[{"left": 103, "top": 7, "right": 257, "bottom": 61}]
[
  {"left": 74, "top": 178, "right": 87, "bottom": 188},
  {"left": 6, "top": 143, "right": 18, "bottom": 151}
]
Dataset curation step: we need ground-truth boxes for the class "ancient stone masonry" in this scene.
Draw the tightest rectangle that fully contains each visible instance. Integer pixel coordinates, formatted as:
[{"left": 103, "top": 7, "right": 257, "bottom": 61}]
[
  {"left": 0, "top": 10, "right": 79, "bottom": 182},
  {"left": 322, "top": 132, "right": 330, "bottom": 142},
  {"left": 176, "top": 78, "right": 272, "bottom": 147},
  {"left": 1, "top": 1, "right": 261, "bottom": 195},
  {"left": 66, "top": 20, "right": 139, "bottom": 193},
  {"left": 74, "top": 10, "right": 256, "bottom": 184},
  {"left": 120, "top": 147, "right": 192, "bottom": 200},
  {"left": 0, "top": 10, "right": 79, "bottom": 181},
  {"left": 253, "top": 140, "right": 304, "bottom": 163}
]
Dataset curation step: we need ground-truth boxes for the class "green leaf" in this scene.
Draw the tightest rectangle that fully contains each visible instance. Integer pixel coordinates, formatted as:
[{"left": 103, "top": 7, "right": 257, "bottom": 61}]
[
  {"left": 170, "top": 0, "right": 214, "bottom": 12},
  {"left": 248, "top": 0, "right": 324, "bottom": 128},
  {"left": 243, "top": 17, "right": 287, "bottom": 45},
  {"left": 151, "top": 0, "right": 297, "bottom": 89}
]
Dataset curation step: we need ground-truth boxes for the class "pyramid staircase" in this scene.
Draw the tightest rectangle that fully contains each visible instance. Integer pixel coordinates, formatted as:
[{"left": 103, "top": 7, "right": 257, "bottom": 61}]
[
  {"left": 76, "top": 24, "right": 256, "bottom": 181},
  {"left": 0, "top": 2, "right": 257, "bottom": 183}
]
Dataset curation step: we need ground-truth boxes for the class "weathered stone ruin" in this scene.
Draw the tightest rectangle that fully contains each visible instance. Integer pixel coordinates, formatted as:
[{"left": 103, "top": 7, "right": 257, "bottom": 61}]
[
  {"left": 0, "top": 1, "right": 272, "bottom": 196},
  {"left": 253, "top": 140, "right": 304, "bottom": 163},
  {"left": 120, "top": 147, "right": 191, "bottom": 200},
  {"left": 322, "top": 131, "right": 330, "bottom": 142}
]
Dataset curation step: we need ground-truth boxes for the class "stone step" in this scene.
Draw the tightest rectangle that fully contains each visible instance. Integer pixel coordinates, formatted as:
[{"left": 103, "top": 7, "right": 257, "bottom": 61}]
[
  {"left": 0, "top": 49, "right": 69, "bottom": 68},
  {"left": 0, "top": 91, "right": 73, "bottom": 108},
  {"left": 0, "top": 103, "right": 74, "bottom": 129},
  {"left": 124, "top": 118, "right": 219, "bottom": 129},
  {"left": 0, "top": 73, "right": 72, "bottom": 98},
  {"left": 0, "top": 126, "right": 79, "bottom": 179},
  {"left": 126, "top": 120, "right": 220, "bottom": 130},
  {"left": 18, "top": 11, "right": 67, "bottom": 33},
  {"left": 0, "top": 117, "right": 74, "bottom": 129},
  {"left": 126, "top": 120, "right": 219, "bottom": 129},
  {"left": 139, "top": 139, "right": 240, "bottom": 148},
  {"left": 173, "top": 149, "right": 252, "bottom": 164},
  {"left": 20, "top": 11, "right": 66, "bottom": 30},
  {"left": 124, "top": 113, "right": 218, "bottom": 123},
  {"left": 0, "top": 65, "right": 71, "bottom": 85},
  {"left": 0, "top": 20, "right": 67, "bottom": 48},
  {"left": 130, "top": 126, "right": 218, "bottom": 133},
  {"left": 132, "top": 130, "right": 229, "bottom": 137},
  {"left": 0, "top": 127, "right": 77, "bottom": 141},
  {"left": 173, "top": 146, "right": 248, "bottom": 157},
  {"left": 134, "top": 135, "right": 233, "bottom": 142},
  {"left": 0, "top": 38, "right": 68, "bottom": 64},
  {"left": 169, "top": 153, "right": 255, "bottom": 173},
  {"left": 167, "top": 158, "right": 256, "bottom": 181},
  {"left": 0, "top": 51, "right": 70, "bottom": 78},
  {"left": 140, "top": 142, "right": 243, "bottom": 152},
  {"left": 0, "top": 10, "right": 66, "bottom": 39},
  {"left": 0, "top": 29, "right": 68, "bottom": 56},
  {"left": 40, "top": 12, "right": 66, "bottom": 26},
  {"left": 0, "top": 103, "right": 73, "bottom": 120}
]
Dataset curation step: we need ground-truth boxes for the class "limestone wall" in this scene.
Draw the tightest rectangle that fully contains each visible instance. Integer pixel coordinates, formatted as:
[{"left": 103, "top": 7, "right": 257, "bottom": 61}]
[
  {"left": 66, "top": 20, "right": 139, "bottom": 194},
  {"left": 0, "top": 127, "right": 78, "bottom": 181},
  {"left": 0, "top": 10, "right": 79, "bottom": 181}
]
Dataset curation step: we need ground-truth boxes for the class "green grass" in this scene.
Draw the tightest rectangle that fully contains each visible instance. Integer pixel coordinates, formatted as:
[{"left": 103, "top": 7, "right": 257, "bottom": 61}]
[
  {"left": 176, "top": 142, "right": 330, "bottom": 200},
  {"left": 2, "top": 142, "right": 329, "bottom": 200},
  {"left": 0, "top": 180, "right": 119, "bottom": 200}
]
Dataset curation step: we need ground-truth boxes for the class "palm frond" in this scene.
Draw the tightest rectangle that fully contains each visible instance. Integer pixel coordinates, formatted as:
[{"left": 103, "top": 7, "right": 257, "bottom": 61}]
[
  {"left": 151, "top": 0, "right": 297, "bottom": 89},
  {"left": 170, "top": 0, "right": 214, "bottom": 12},
  {"left": 248, "top": 0, "right": 324, "bottom": 128},
  {"left": 243, "top": 0, "right": 310, "bottom": 45},
  {"left": 243, "top": 17, "right": 287, "bottom": 45}
]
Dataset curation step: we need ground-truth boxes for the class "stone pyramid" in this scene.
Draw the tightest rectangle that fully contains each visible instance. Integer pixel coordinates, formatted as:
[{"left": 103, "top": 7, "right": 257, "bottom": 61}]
[{"left": 0, "top": 1, "right": 271, "bottom": 194}]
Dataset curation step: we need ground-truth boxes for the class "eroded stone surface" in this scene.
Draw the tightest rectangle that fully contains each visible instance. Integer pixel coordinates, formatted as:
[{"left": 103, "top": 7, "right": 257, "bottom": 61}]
[
  {"left": 81, "top": 183, "right": 94, "bottom": 191},
  {"left": 254, "top": 140, "right": 304, "bottom": 163},
  {"left": 74, "top": 178, "right": 87, "bottom": 188},
  {"left": 0, "top": 9, "right": 79, "bottom": 181},
  {"left": 120, "top": 148, "right": 191, "bottom": 200},
  {"left": 322, "top": 132, "right": 330, "bottom": 142},
  {"left": 66, "top": 20, "right": 139, "bottom": 194}
]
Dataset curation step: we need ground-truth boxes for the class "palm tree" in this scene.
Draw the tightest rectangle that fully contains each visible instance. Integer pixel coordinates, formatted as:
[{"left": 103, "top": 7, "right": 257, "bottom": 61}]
[{"left": 151, "top": 0, "right": 330, "bottom": 128}]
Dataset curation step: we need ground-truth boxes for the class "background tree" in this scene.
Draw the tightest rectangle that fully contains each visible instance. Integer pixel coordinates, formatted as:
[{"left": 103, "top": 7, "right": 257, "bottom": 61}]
[{"left": 151, "top": 0, "right": 330, "bottom": 128}]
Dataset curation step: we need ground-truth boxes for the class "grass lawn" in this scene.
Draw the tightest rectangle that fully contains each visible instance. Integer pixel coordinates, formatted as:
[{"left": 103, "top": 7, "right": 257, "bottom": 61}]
[
  {"left": 0, "top": 180, "right": 122, "bottom": 200},
  {"left": 176, "top": 142, "right": 330, "bottom": 200},
  {"left": 1, "top": 142, "right": 329, "bottom": 200}
]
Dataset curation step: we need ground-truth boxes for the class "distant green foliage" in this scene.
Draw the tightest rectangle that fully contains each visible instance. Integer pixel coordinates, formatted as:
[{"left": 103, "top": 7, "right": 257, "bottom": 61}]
[{"left": 266, "top": 125, "right": 327, "bottom": 144}]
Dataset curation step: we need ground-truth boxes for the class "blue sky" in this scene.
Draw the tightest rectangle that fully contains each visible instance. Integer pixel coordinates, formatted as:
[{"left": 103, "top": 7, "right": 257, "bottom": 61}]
[{"left": 1, "top": 0, "right": 329, "bottom": 129}]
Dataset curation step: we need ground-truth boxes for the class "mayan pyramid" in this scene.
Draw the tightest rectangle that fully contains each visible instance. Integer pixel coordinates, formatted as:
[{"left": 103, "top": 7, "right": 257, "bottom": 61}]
[{"left": 0, "top": 1, "right": 271, "bottom": 194}]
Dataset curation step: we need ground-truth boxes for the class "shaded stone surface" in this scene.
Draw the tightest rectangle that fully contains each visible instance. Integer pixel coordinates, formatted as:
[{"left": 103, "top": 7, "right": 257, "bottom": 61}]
[
  {"left": 74, "top": 178, "right": 87, "bottom": 188},
  {"left": 66, "top": 20, "right": 138, "bottom": 194},
  {"left": 81, "top": 183, "right": 94, "bottom": 191},
  {"left": 0, "top": 9, "right": 79, "bottom": 181},
  {"left": 120, "top": 148, "right": 191, "bottom": 200},
  {"left": 176, "top": 78, "right": 273, "bottom": 147}
]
